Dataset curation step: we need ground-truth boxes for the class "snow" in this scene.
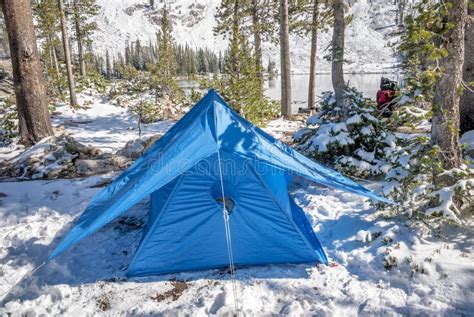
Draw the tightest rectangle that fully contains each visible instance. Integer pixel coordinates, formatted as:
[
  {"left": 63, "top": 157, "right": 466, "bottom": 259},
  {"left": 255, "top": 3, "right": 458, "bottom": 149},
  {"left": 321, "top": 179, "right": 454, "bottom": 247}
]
[
  {"left": 51, "top": 93, "right": 174, "bottom": 153},
  {"left": 1, "top": 176, "right": 473, "bottom": 315},
  {"left": 398, "top": 95, "right": 412, "bottom": 105},
  {"left": 91, "top": 0, "right": 400, "bottom": 74},
  {"left": 461, "top": 130, "right": 474, "bottom": 152},
  {"left": 426, "top": 178, "right": 474, "bottom": 223},
  {"left": 356, "top": 149, "right": 375, "bottom": 163},
  {"left": 0, "top": 95, "right": 473, "bottom": 316},
  {"left": 92, "top": 0, "right": 225, "bottom": 60},
  {"left": 346, "top": 114, "right": 362, "bottom": 125}
]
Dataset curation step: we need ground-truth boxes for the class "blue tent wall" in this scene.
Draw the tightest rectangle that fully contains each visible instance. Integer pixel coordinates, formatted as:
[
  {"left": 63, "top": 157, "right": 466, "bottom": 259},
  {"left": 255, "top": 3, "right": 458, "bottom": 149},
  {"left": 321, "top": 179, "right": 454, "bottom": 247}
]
[
  {"left": 127, "top": 152, "right": 327, "bottom": 277},
  {"left": 48, "top": 98, "right": 218, "bottom": 260},
  {"left": 48, "top": 89, "right": 391, "bottom": 275}
]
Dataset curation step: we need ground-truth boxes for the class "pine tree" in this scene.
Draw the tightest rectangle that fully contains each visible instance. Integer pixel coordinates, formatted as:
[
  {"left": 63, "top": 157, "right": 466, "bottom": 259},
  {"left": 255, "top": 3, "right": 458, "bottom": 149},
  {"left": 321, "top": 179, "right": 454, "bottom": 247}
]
[
  {"left": 289, "top": 0, "right": 332, "bottom": 110},
  {"left": 251, "top": 0, "right": 263, "bottom": 97},
  {"left": 206, "top": 0, "right": 278, "bottom": 125},
  {"left": 152, "top": 6, "right": 177, "bottom": 95},
  {"left": 58, "top": 0, "right": 78, "bottom": 107},
  {"left": 197, "top": 48, "right": 209, "bottom": 74},
  {"left": 105, "top": 49, "right": 112, "bottom": 79},
  {"left": 71, "top": 0, "right": 99, "bottom": 76},
  {"left": 33, "top": 0, "right": 60, "bottom": 71},
  {"left": 460, "top": 3, "right": 474, "bottom": 133},
  {"left": 383, "top": 0, "right": 473, "bottom": 222},
  {"left": 125, "top": 44, "right": 131, "bottom": 65},
  {"left": 1, "top": 0, "right": 54, "bottom": 146},
  {"left": 33, "top": 0, "right": 63, "bottom": 93},
  {"left": 215, "top": 0, "right": 277, "bottom": 98},
  {"left": 331, "top": 0, "right": 346, "bottom": 107},
  {"left": 218, "top": 51, "right": 224, "bottom": 73},
  {"left": 395, "top": 0, "right": 407, "bottom": 26},
  {"left": 431, "top": 0, "right": 467, "bottom": 170},
  {"left": 133, "top": 39, "right": 142, "bottom": 69},
  {"left": 280, "top": 0, "right": 292, "bottom": 117},
  {"left": 308, "top": 0, "right": 320, "bottom": 110}
]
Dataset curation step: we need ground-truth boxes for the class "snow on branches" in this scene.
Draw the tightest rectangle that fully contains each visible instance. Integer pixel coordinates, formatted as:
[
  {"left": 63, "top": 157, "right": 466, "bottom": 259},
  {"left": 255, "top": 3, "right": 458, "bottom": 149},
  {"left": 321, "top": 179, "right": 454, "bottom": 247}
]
[{"left": 293, "top": 88, "right": 396, "bottom": 178}]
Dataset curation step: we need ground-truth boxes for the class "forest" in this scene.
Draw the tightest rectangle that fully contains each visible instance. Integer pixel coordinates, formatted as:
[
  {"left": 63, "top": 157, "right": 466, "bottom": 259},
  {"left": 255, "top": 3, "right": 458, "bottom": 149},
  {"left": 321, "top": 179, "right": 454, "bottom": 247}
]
[{"left": 0, "top": 0, "right": 472, "bottom": 315}]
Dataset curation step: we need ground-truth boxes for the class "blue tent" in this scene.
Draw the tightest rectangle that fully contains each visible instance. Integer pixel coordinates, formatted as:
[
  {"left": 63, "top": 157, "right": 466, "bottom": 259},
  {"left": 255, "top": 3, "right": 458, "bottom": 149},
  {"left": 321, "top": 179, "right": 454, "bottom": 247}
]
[{"left": 49, "top": 89, "right": 390, "bottom": 276}]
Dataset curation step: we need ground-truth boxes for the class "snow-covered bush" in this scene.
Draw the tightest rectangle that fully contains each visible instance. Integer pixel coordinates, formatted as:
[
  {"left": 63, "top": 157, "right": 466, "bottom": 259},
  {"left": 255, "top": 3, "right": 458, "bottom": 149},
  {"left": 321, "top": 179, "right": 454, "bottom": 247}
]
[
  {"left": 380, "top": 87, "right": 474, "bottom": 224},
  {"left": 387, "top": 91, "right": 431, "bottom": 131},
  {"left": 0, "top": 95, "right": 17, "bottom": 143},
  {"left": 383, "top": 133, "right": 474, "bottom": 224},
  {"left": 377, "top": 0, "right": 474, "bottom": 225},
  {"left": 76, "top": 70, "right": 108, "bottom": 94},
  {"left": 293, "top": 88, "right": 397, "bottom": 178}
]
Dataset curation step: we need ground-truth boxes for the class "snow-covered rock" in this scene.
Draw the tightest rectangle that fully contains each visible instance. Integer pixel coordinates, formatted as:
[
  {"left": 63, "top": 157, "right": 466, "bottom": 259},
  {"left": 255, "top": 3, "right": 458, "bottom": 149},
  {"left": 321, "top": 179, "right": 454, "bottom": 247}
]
[{"left": 116, "top": 134, "right": 162, "bottom": 159}]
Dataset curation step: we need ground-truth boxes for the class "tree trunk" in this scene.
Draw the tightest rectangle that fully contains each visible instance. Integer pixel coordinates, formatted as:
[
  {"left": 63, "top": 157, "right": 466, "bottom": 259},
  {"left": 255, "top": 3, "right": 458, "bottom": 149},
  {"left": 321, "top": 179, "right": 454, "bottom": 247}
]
[
  {"left": 279, "top": 0, "right": 292, "bottom": 117},
  {"left": 251, "top": 0, "right": 264, "bottom": 98},
  {"left": 74, "top": 0, "right": 86, "bottom": 77},
  {"left": 331, "top": 0, "right": 346, "bottom": 107},
  {"left": 398, "top": 0, "right": 405, "bottom": 26},
  {"left": 58, "top": 0, "right": 78, "bottom": 107},
  {"left": 1, "top": 0, "right": 53, "bottom": 146},
  {"left": 308, "top": 0, "right": 319, "bottom": 110},
  {"left": 48, "top": 36, "right": 60, "bottom": 78},
  {"left": 231, "top": 0, "right": 240, "bottom": 74},
  {"left": 460, "top": 5, "right": 474, "bottom": 134},
  {"left": 431, "top": 0, "right": 467, "bottom": 170}
]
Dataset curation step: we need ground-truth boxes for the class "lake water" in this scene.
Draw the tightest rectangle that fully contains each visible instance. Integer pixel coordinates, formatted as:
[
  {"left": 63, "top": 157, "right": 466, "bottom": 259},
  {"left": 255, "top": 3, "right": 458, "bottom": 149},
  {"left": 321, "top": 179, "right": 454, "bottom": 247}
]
[
  {"left": 180, "top": 73, "right": 399, "bottom": 113},
  {"left": 265, "top": 74, "right": 391, "bottom": 113}
]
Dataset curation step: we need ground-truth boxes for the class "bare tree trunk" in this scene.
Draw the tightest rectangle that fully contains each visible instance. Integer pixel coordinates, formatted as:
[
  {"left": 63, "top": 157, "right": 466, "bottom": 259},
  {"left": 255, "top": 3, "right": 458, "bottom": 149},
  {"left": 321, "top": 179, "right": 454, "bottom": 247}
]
[
  {"left": 231, "top": 0, "right": 240, "bottom": 74},
  {"left": 279, "top": 0, "right": 292, "bottom": 117},
  {"left": 73, "top": 0, "right": 86, "bottom": 77},
  {"left": 398, "top": 0, "right": 406, "bottom": 26},
  {"left": 331, "top": 0, "right": 346, "bottom": 107},
  {"left": 1, "top": 0, "right": 53, "bottom": 146},
  {"left": 308, "top": 0, "right": 319, "bottom": 110},
  {"left": 48, "top": 36, "right": 60, "bottom": 78},
  {"left": 432, "top": 0, "right": 467, "bottom": 170},
  {"left": 460, "top": 5, "right": 474, "bottom": 134},
  {"left": 52, "top": 46, "right": 60, "bottom": 77},
  {"left": 58, "top": 0, "right": 78, "bottom": 107},
  {"left": 251, "top": 0, "right": 264, "bottom": 98}
]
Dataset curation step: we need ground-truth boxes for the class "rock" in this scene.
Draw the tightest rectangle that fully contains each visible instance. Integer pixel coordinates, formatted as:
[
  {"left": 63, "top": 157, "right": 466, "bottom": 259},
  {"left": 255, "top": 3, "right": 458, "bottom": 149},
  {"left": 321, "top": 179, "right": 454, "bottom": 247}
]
[
  {"left": 75, "top": 159, "right": 113, "bottom": 176},
  {"left": 2, "top": 132, "right": 132, "bottom": 179},
  {"left": 109, "top": 155, "right": 132, "bottom": 169},
  {"left": 143, "top": 134, "right": 162, "bottom": 152},
  {"left": 117, "top": 134, "right": 162, "bottom": 159}
]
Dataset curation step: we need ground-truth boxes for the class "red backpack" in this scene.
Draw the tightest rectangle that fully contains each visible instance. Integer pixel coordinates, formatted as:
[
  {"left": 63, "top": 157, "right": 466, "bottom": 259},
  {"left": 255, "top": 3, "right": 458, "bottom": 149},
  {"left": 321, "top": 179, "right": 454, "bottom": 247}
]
[{"left": 377, "top": 90, "right": 395, "bottom": 105}]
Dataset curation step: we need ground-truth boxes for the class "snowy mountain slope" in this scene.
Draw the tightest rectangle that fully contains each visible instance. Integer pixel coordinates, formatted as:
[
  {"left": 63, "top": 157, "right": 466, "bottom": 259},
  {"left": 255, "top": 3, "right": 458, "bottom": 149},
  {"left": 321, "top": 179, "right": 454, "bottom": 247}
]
[
  {"left": 92, "top": 0, "right": 401, "bottom": 73},
  {"left": 93, "top": 0, "right": 225, "bottom": 58}
]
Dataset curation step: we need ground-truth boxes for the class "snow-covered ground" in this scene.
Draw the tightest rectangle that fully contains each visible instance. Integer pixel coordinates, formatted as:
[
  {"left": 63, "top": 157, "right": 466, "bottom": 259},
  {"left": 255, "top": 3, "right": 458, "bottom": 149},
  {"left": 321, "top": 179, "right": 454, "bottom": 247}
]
[
  {"left": 1, "top": 96, "right": 473, "bottom": 316},
  {"left": 92, "top": 0, "right": 401, "bottom": 74},
  {"left": 51, "top": 93, "right": 174, "bottom": 153}
]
